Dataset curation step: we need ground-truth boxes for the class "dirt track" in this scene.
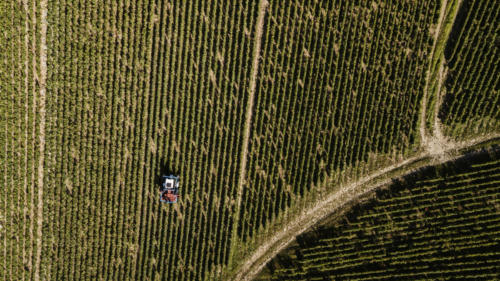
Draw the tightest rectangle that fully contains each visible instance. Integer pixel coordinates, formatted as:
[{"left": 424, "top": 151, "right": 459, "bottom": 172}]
[
  {"left": 34, "top": 0, "right": 48, "bottom": 280},
  {"left": 233, "top": 134, "right": 500, "bottom": 281},
  {"left": 235, "top": 0, "right": 268, "bottom": 214},
  {"left": 230, "top": 0, "right": 269, "bottom": 262}
]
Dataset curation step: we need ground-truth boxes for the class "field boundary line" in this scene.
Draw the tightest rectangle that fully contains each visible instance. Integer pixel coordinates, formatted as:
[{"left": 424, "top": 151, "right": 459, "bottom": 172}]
[
  {"left": 229, "top": 0, "right": 269, "bottom": 268},
  {"left": 22, "top": 0, "right": 30, "bottom": 279},
  {"left": 232, "top": 134, "right": 500, "bottom": 281},
  {"left": 34, "top": 0, "right": 47, "bottom": 280}
]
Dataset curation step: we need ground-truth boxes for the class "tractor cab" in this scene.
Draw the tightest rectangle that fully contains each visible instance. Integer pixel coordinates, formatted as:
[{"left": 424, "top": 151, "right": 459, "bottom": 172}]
[{"left": 160, "top": 175, "right": 179, "bottom": 203}]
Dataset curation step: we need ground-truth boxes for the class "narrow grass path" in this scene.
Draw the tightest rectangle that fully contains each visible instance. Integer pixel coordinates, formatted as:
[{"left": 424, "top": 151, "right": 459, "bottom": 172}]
[
  {"left": 420, "top": 0, "right": 450, "bottom": 154},
  {"left": 430, "top": 0, "right": 464, "bottom": 151}
]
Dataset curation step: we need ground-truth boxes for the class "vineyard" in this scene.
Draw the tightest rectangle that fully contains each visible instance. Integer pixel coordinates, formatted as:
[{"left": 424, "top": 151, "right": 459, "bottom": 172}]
[
  {"left": 234, "top": 0, "right": 440, "bottom": 258},
  {"left": 257, "top": 147, "right": 500, "bottom": 280},
  {"left": 41, "top": 1, "right": 259, "bottom": 280},
  {"left": 0, "top": 0, "right": 499, "bottom": 280},
  {"left": 438, "top": 0, "right": 500, "bottom": 139},
  {"left": 0, "top": 0, "right": 40, "bottom": 280},
  {"left": 3, "top": 0, "right": 260, "bottom": 280}
]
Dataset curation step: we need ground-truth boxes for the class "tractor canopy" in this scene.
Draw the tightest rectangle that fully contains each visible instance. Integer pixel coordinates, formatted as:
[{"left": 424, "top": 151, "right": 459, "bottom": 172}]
[{"left": 160, "top": 175, "right": 179, "bottom": 203}]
